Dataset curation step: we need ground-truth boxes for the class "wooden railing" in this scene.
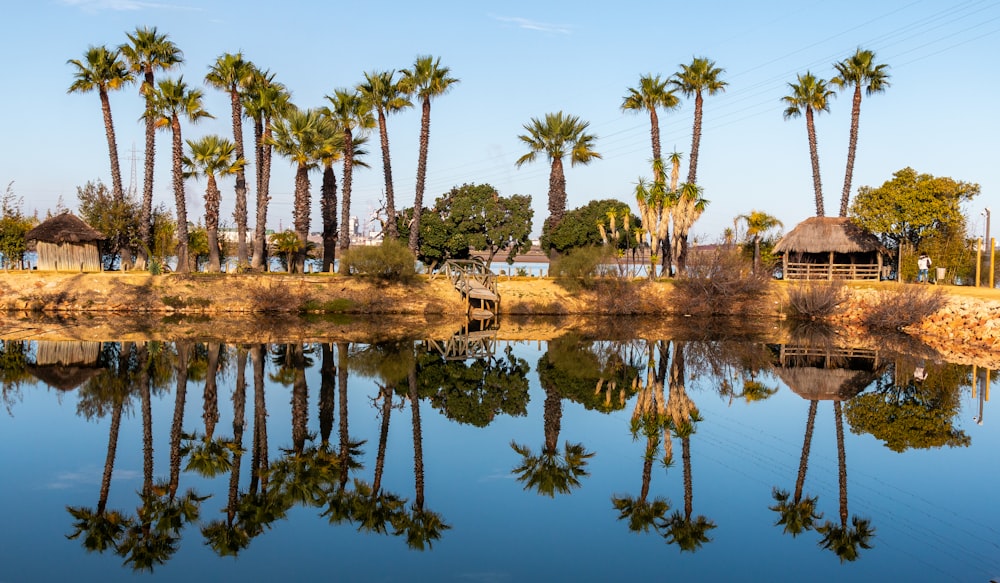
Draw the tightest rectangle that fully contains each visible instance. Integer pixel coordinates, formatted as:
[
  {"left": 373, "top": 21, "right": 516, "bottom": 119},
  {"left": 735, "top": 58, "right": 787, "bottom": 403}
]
[
  {"left": 783, "top": 263, "right": 881, "bottom": 281},
  {"left": 442, "top": 259, "right": 500, "bottom": 315}
]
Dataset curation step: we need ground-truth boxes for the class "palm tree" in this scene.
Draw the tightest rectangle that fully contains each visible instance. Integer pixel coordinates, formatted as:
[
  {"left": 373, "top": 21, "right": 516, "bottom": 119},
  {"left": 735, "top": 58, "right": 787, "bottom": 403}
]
[
  {"left": 770, "top": 400, "right": 823, "bottom": 537},
  {"left": 399, "top": 56, "right": 460, "bottom": 254},
  {"left": 817, "top": 401, "right": 875, "bottom": 562},
  {"left": 316, "top": 126, "right": 343, "bottom": 273},
  {"left": 670, "top": 181, "right": 708, "bottom": 273},
  {"left": 244, "top": 68, "right": 291, "bottom": 270},
  {"left": 634, "top": 159, "right": 674, "bottom": 279},
  {"left": 782, "top": 72, "right": 835, "bottom": 217},
  {"left": 736, "top": 210, "right": 783, "bottom": 274},
  {"left": 206, "top": 53, "right": 254, "bottom": 267},
  {"left": 183, "top": 135, "right": 245, "bottom": 272},
  {"left": 621, "top": 74, "right": 680, "bottom": 182},
  {"left": 269, "top": 108, "right": 330, "bottom": 273},
  {"left": 831, "top": 48, "right": 890, "bottom": 217},
  {"left": 68, "top": 45, "right": 133, "bottom": 205},
  {"left": 357, "top": 70, "right": 412, "bottom": 241},
  {"left": 120, "top": 27, "right": 183, "bottom": 269},
  {"left": 671, "top": 57, "right": 727, "bottom": 187},
  {"left": 325, "top": 88, "right": 376, "bottom": 274},
  {"left": 516, "top": 111, "right": 601, "bottom": 233},
  {"left": 150, "top": 77, "right": 213, "bottom": 273}
]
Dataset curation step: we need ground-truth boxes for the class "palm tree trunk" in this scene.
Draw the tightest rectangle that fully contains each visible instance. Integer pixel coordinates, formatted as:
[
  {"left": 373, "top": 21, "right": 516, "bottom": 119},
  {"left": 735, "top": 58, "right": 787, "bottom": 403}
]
[
  {"left": 682, "top": 435, "right": 693, "bottom": 519},
  {"left": 140, "top": 344, "right": 153, "bottom": 497},
  {"left": 203, "top": 343, "right": 221, "bottom": 439},
  {"left": 230, "top": 89, "right": 250, "bottom": 266},
  {"left": 649, "top": 109, "right": 662, "bottom": 182},
  {"left": 291, "top": 344, "right": 308, "bottom": 453},
  {"left": 547, "top": 157, "right": 568, "bottom": 230},
  {"left": 835, "top": 400, "right": 848, "bottom": 527},
  {"left": 806, "top": 107, "right": 825, "bottom": 217},
  {"left": 250, "top": 344, "right": 268, "bottom": 494},
  {"left": 320, "top": 165, "right": 338, "bottom": 273},
  {"left": 97, "top": 397, "right": 124, "bottom": 515},
  {"left": 377, "top": 110, "right": 398, "bottom": 240},
  {"left": 840, "top": 85, "right": 863, "bottom": 217},
  {"left": 206, "top": 177, "right": 222, "bottom": 272},
  {"left": 686, "top": 92, "right": 704, "bottom": 186},
  {"left": 794, "top": 400, "right": 818, "bottom": 502},
  {"left": 408, "top": 357, "right": 425, "bottom": 509},
  {"left": 228, "top": 346, "right": 247, "bottom": 524},
  {"left": 338, "top": 134, "right": 355, "bottom": 275},
  {"left": 171, "top": 115, "right": 190, "bottom": 273},
  {"left": 409, "top": 98, "right": 432, "bottom": 253},
  {"left": 639, "top": 435, "right": 655, "bottom": 502},
  {"left": 99, "top": 88, "right": 125, "bottom": 203},
  {"left": 319, "top": 343, "right": 335, "bottom": 446},
  {"left": 372, "top": 385, "right": 393, "bottom": 494},
  {"left": 292, "top": 166, "right": 311, "bottom": 273},
  {"left": 543, "top": 386, "right": 562, "bottom": 455},
  {"left": 169, "top": 342, "right": 190, "bottom": 499},
  {"left": 337, "top": 342, "right": 351, "bottom": 489},
  {"left": 138, "top": 80, "right": 157, "bottom": 270},
  {"left": 251, "top": 117, "right": 267, "bottom": 270}
]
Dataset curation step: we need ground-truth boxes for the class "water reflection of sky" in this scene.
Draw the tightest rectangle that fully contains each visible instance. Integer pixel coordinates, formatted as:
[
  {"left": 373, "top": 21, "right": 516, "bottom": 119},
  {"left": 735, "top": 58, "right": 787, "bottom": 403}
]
[{"left": 1, "top": 337, "right": 999, "bottom": 582}]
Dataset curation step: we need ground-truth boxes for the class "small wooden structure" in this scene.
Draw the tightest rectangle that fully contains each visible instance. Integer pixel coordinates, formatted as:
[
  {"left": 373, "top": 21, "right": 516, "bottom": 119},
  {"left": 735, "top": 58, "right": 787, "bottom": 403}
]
[
  {"left": 771, "top": 342, "right": 885, "bottom": 401},
  {"left": 442, "top": 259, "right": 500, "bottom": 318},
  {"left": 25, "top": 212, "right": 104, "bottom": 272},
  {"left": 26, "top": 340, "right": 103, "bottom": 391},
  {"left": 425, "top": 317, "right": 498, "bottom": 361},
  {"left": 773, "top": 217, "right": 887, "bottom": 281}
]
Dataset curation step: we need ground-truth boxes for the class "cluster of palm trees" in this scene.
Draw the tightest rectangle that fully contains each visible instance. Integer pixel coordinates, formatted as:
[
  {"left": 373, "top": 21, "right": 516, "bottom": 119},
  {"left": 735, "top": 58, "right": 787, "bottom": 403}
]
[
  {"left": 69, "top": 26, "right": 459, "bottom": 273},
  {"left": 782, "top": 48, "right": 891, "bottom": 218}
]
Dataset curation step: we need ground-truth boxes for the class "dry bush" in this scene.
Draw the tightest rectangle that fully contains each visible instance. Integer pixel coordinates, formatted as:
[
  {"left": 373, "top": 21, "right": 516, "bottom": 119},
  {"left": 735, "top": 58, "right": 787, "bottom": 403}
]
[
  {"left": 860, "top": 285, "right": 947, "bottom": 332},
  {"left": 245, "top": 278, "right": 307, "bottom": 313},
  {"left": 591, "top": 279, "right": 644, "bottom": 315},
  {"left": 786, "top": 281, "right": 847, "bottom": 320},
  {"left": 551, "top": 246, "right": 609, "bottom": 291},
  {"left": 671, "top": 246, "right": 773, "bottom": 316}
]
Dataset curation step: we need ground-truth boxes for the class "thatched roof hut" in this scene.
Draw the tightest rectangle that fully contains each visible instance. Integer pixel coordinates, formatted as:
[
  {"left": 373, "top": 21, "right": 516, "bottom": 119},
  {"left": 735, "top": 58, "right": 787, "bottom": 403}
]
[
  {"left": 26, "top": 340, "right": 104, "bottom": 391},
  {"left": 773, "top": 216, "right": 887, "bottom": 280},
  {"left": 770, "top": 343, "right": 886, "bottom": 401},
  {"left": 25, "top": 212, "right": 104, "bottom": 272}
]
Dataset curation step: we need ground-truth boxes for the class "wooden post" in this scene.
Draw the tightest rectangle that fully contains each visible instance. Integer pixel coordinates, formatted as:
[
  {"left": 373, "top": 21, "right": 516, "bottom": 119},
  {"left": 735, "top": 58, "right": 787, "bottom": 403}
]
[
  {"left": 990, "top": 238, "right": 996, "bottom": 289},
  {"left": 976, "top": 238, "right": 982, "bottom": 287}
]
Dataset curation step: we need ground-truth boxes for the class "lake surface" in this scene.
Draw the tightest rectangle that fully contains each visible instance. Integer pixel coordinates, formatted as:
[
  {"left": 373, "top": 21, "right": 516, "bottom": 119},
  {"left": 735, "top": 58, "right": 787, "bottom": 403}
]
[{"left": 1, "top": 322, "right": 998, "bottom": 582}]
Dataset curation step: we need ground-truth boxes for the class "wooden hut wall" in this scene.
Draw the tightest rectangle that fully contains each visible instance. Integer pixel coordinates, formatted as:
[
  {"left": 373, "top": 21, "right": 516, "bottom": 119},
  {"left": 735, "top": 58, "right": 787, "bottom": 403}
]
[
  {"left": 36, "top": 241, "right": 102, "bottom": 272},
  {"left": 36, "top": 340, "right": 101, "bottom": 366}
]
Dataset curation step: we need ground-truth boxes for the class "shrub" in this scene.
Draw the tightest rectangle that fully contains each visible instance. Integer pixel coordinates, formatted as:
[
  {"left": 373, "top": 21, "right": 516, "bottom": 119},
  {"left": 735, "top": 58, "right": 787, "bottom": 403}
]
[
  {"left": 860, "top": 285, "right": 947, "bottom": 332},
  {"left": 245, "top": 279, "right": 305, "bottom": 312},
  {"left": 786, "top": 281, "right": 846, "bottom": 320},
  {"left": 671, "top": 246, "right": 772, "bottom": 316},
  {"left": 341, "top": 238, "right": 417, "bottom": 284},
  {"left": 550, "top": 246, "right": 610, "bottom": 291}
]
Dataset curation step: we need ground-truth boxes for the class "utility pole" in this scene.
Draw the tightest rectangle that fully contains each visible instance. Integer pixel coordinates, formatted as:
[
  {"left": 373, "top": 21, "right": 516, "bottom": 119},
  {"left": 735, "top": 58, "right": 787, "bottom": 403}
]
[{"left": 985, "top": 208, "right": 993, "bottom": 288}]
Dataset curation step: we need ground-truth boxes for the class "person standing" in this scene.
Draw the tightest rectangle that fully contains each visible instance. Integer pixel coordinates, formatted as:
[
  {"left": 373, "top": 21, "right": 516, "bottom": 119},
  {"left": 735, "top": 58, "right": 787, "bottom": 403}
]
[{"left": 917, "top": 253, "right": 932, "bottom": 283}]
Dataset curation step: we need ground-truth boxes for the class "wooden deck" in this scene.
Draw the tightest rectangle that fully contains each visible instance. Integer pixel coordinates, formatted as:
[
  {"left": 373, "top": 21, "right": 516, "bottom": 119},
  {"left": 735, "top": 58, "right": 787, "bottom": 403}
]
[{"left": 442, "top": 259, "right": 500, "bottom": 317}]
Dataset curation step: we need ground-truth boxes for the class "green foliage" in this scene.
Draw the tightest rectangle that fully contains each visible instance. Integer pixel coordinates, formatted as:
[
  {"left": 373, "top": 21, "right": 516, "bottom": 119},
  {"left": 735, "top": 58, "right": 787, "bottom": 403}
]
[
  {"left": 0, "top": 183, "right": 35, "bottom": 269},
  {"left": 538, "top": 335, "right": 640, "bottom": 413},
  {"left": 341, "top": 238, "right": 417, "bottom": 283},
  {"left": 399, "top": 183, "right": 533, "bottom": 270},
  {"left": 187, "top": 225, "right": 211, "bottom": 272},
  {"left": 416, "top": 347, "right": 530, "bottom": 427},
  {"left": 550, "top": 246, "right": 610, "bottom": 291},
  {"left": 268, "top": 230, "right": 302, "bottom": 273},
  {"left": 850, "top": 167, "right": 979, "bottom": 254},
  {"left": 76, "top": 179, "right": 141, "bottom": 269},
  {"left": 541, "top": 199, "right": 640, "bottom": 255}
]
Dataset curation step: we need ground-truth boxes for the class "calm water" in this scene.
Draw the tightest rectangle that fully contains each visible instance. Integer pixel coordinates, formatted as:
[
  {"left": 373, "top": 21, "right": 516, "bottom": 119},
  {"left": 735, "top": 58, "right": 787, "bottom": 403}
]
[{"left": 1, "top": 322, "right": 998, "bottom": 582}]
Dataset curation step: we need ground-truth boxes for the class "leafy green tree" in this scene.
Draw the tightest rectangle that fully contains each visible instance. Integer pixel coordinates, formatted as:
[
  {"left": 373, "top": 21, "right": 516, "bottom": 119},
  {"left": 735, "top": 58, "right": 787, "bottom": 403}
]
[
  {"left": 782, "top": 72, "right": 835, "bottom": 217},
  {"left": 541, "top": 199, "right": 638, "bottom": 256},
  {"left": 150, "top": 76, "right": 213, "bottom": 273},
  {"left": 120, "top": 26, "right": 183, "bottom": 269},
  {"left": 183, "top": 135, "right": 244, "bottom": 272},
  {"left": 358, "top": 70, "right": 412, "bottom": 241},
  {"left": 0, "top": 183, "right": 35, "bottom": 270},
  {"left": 832, "top": 48, "right": 891, "bottom": 217},
  {"left": 269, "top": 230, "right": 303, "bottom": 273},
  {"left": 400, "top": 56, "right": 460, "bottom": 254},
  {"left": 67, "top": 45, "right": 133, "bottom": 207},
  {"left": 76, "top": 179, "right": 141, "bottom": 270},
  {"left": 417, "top": 346, "right": 530, "bottom": 427},
  {"left": 849, "top": 167, "right": 980, "bottom": 261},
  {"left": 516, "top": 111, "right": 601, "bottom": 231}
]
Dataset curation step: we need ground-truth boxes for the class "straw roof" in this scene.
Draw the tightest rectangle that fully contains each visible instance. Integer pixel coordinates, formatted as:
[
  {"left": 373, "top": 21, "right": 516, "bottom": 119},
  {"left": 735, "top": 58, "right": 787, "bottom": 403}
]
[
  {"left": 26, "top": 365, "right": 101, "bottom": 392},
  {"left": 773, "top": 216, "right": 885, "bottom": 254},
  {"left": 25, "top": 212, "right": 105, "bottom": 243},
  {"left": 776, "top": 366, "right": 880, "bottom": 401}
]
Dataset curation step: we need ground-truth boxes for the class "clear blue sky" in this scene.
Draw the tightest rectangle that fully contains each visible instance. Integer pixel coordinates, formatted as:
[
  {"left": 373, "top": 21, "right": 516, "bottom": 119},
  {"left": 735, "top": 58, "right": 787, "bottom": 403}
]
[{"left": 3, "top": 0, "right": 998, "bottom": 241}]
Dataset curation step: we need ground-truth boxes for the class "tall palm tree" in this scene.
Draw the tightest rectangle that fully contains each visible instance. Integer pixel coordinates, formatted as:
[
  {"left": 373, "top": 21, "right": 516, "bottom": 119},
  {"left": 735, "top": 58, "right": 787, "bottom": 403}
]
[
  {"left": 325, "top": 88, "right": 376, "bottom": 274},
  {"left": 68, "top": 45, "right": 133, "bottom": 205},
  {"left": 357, "top": 70, "right": 412, "bottom": 241},
  {"left": 206, "top": 53, "right": 254, "bottom": 266},
  {"left": 399, "top": 56, "right": 460, "bottom": 253},
  {"left": 621, "top": 74, "right": 680, "bottom": 182},
  {"left": 736, "top": 210, "right": 783, "bottom": 274},
  {"left": 269, "top": 107, "right": 330, "bottom": 273},
  {"left": 120, "top": 27, "right": 183, "bottom": 269},
  {"left": 516, "top": 111, "right": 601, "bottom": 233},
  {"left": 244, "top": 68, "right": 291, "bottom": 270},
  {"left": 817, "top": 401, "right": 875, "bottom": 562},
  {"left": 770, "top": 400, "right": 823, "bottom": 537},
  {"left": 831, "top": 48, "right": 890, "bottom": 217},
  {"left": 316, "top": 126, "right": 343, "bottom": 273},
  {"left": 150, "top": 77, "right": 213, "bottom": 273},
  {"left": 782, "top": 72, "right": 835, "bottom": 217},
  {"left": 183, "top": 135, "right": 245, "bottom": 272},
  {"left": 671, "top": 57, "right": 727, "bottom": 187}
]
